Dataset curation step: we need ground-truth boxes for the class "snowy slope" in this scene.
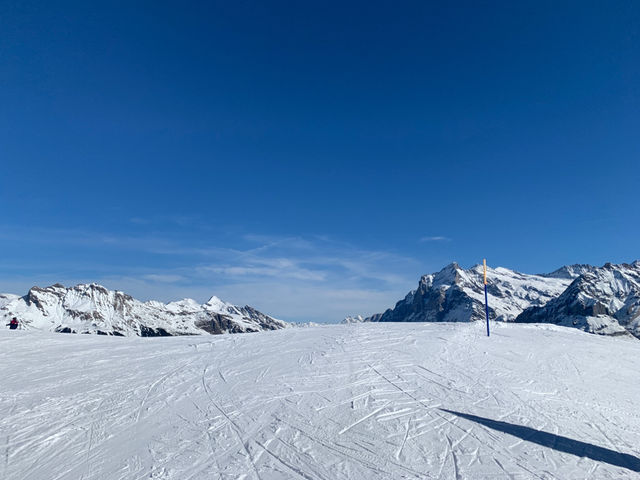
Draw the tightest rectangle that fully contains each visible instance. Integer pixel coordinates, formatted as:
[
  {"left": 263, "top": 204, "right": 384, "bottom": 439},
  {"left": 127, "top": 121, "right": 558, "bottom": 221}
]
[
  {"left": 1, "top": 322, "right": 639, "bottom": 479},
  {"left": 0, "top": 283, "right": 287, "bottom": 336},
  {"left": 366, "top": 262, "right": 575, "bottom": 324},
  {"left": 516, "top": 261, "right": 640, "bottom": 338}
]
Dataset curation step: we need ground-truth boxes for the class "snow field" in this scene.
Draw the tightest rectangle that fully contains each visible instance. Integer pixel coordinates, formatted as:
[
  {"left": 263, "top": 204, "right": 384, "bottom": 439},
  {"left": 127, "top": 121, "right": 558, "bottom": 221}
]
[{"left": 1, "top": 322, "right": 639, "bottom": 479}]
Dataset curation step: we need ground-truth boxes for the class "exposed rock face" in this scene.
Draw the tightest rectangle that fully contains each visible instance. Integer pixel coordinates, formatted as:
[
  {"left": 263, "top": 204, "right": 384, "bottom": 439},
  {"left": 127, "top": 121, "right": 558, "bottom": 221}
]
[
  {"left": 366, "top": 262, "right": 573, "bottom": 324},
  {"left": 0, "top": 283, "right": 288, "bottom": 336},
  {"left": 515, "top": 261, "right": 640, "bottom": 338}
]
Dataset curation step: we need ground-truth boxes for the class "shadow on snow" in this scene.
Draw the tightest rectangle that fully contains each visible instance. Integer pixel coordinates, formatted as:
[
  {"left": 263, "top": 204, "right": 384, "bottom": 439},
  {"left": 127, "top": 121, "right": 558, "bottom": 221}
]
[{"left": 441, "top": 409, "right": 640, "bottom": 473}]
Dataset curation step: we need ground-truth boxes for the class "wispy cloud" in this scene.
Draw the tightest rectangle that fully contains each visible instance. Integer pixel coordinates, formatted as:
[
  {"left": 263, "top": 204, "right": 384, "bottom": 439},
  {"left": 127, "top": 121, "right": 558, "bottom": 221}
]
[
  {"left": 0, "top": 227, "right": 426, "bottom": 323},
  {"left": 128, "top": 214, "right": 207, "bottom": 228},
  {"left": 203, "top": 263, "right": 327, "bottom": 282},
  {"left": 419, "top": 236, "right": 451, "bottom": 242},
  {"left": 141, "top": 274, "right": 186, "bottom": 283}
]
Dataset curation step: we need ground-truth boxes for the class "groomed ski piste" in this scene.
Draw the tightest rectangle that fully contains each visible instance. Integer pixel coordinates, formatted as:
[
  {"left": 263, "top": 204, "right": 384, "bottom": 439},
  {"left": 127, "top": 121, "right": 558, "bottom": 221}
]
[{"left": 1, "top": 322, "right": 639, "bottom": 479}]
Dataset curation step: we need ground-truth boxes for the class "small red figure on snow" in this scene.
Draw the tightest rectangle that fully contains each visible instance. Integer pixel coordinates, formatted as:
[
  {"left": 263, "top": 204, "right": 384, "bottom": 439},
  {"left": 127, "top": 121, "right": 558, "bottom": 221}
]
[{"left": 8, "top": 317, "right": 18, "bottom": 330}]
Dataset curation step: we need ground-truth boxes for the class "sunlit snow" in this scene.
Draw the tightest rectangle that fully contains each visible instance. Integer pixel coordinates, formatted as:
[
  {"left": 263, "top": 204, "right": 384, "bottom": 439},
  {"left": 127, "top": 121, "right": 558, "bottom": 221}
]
[{"left": 1, "top": 322, "right": 639, "bottom": 479}]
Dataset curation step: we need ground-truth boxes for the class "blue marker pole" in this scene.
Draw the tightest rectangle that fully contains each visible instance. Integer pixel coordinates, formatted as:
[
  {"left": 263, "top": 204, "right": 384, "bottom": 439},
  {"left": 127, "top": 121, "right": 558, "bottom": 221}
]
[{"left": 484, "top": 259, "right": 490, "bottom": 337}]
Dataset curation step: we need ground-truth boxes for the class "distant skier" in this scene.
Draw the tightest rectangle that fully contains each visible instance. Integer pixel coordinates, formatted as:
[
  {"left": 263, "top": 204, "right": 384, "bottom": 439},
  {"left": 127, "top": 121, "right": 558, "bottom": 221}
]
[{"left": 7, "top": 317, "right": 18, "bottom": 330}]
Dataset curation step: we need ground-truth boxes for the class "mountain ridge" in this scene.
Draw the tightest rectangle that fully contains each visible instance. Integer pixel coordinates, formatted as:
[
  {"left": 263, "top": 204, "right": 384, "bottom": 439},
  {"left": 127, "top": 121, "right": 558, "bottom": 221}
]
[
  {"left": 0, "top": 282, "right": 288, "bottom": 336},
  {"left": 351, "top": 261, "right": 577, "bottom": 324},
  {"left": 346, "top": 261, "right": 640, "bottom": 338}
]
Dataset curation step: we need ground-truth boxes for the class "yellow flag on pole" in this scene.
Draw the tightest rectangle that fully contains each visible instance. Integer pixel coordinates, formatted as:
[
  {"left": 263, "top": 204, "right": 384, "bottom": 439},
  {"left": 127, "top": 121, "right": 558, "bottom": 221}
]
[{"left": 483, "top": 259, "right": 487, "bottom": 285}]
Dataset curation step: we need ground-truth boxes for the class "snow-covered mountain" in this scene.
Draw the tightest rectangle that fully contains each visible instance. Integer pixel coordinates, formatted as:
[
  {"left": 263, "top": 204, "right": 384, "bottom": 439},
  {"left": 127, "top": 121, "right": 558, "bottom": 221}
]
[
  {"left": 516, "top": 261, "right": 640, "bottom": 338},
  {"left": 0, "top": 283, "right": 288, "bottom": 336},
  {"left": 357, "top": 261, "right": 640, "bottom": 339},
  {"left": 363, "top": 262, "right": 578, "bottom": 324}
]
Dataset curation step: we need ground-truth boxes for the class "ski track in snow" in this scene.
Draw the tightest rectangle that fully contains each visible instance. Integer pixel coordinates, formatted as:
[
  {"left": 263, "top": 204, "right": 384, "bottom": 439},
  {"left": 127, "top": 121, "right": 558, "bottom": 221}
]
[{"left": 1, "top": 322, "right": 640, "bottom": 479}]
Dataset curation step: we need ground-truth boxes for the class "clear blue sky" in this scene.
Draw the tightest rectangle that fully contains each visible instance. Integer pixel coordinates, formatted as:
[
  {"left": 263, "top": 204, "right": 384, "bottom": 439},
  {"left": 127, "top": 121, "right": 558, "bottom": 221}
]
[{"left": 1, "top": 1, "right": 638, "bottom": 322}]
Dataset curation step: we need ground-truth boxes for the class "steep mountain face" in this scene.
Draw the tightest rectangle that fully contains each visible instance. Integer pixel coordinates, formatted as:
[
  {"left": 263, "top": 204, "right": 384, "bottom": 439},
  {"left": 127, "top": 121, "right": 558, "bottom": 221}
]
[
  {"left": 516, "top": 262, "right": 640, "bottom": 338},
  {"left": 365, "top": 262, "right": 575, "bottom": 324},
  {"left": 0, "top": 283, "right": 288, "bottom": 336}
]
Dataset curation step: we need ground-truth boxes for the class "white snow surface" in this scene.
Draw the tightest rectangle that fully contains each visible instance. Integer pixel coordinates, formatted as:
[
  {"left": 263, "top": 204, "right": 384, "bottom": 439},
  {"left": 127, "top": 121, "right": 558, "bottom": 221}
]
[{"left": 2, "top": 322, "right": 639, "bottom": 479}]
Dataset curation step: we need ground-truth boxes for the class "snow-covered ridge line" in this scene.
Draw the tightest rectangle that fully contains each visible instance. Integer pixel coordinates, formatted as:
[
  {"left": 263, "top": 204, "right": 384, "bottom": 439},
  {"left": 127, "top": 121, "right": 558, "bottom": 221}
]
[
  {"left": 0, "top": 282, "right": 288, "bottom": 336},
  {"left": 349, "top": 261, "right": 640, "bottom": 338}
]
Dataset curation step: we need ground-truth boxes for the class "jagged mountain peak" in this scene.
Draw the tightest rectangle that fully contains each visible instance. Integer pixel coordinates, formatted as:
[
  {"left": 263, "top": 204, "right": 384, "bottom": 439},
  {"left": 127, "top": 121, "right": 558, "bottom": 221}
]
[
  {"left": 205, "top": 295, "right": 226, "bottom": 306},
  {"left": 204, "top": 295, "right": 243, "bottom": 317},
  {"left": 432, "top": 262, "right": 463, "bottom": 285}
]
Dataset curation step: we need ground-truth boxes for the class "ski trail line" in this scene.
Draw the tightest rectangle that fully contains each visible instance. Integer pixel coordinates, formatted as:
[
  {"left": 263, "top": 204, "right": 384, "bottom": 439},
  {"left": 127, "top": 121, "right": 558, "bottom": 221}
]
[
  {"left": 202, "top": 365, "right": 264, "bottom": 480},
  {"left": 338, "top": 402, "right": 391, "bottom": 435}
]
